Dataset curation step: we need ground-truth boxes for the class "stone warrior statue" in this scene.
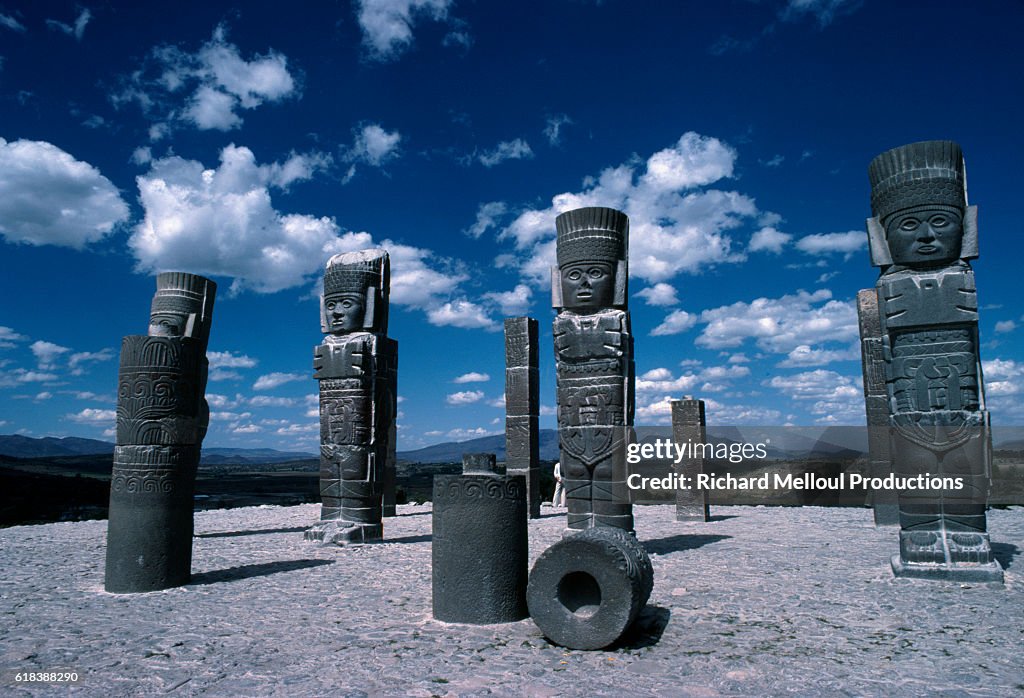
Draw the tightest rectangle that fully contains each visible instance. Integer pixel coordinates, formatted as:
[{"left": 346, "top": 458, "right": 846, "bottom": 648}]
[
  {"left": 306, "top": 249, "right": 398, "bottom": 545},
  {"left": 105, "top": 272, "right": 216, "bottom": 593},
  {"left": 552, "top": 207, "right": 635, "bottom": 533},
  {"left": 864, "top": 140, "right": 1002, "bottom": 582}
]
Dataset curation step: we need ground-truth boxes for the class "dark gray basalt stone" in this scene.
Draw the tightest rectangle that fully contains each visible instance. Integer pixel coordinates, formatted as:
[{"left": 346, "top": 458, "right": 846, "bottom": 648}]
[
  {"left": 306, "top": 249, "right": 398, "bottom": 546},
  {"left": 671, "top": 397, "right": 709, "bottom": 522},
  {"left": 105, "top": 272, "right": 216, "bottom": 594},
  {"left": 864, "top": 140, "right": 1002, "bottom": 583},
  {"left": 856, "top": 288, "right": 899, "bottom": 526},
  {"left": 552, "top": 207, "right": 636, "bottom": 533},
  {"left": 431, "top": 454, "right": 528, "bottom": 624},
  {"left": 527, "top": 527, "right": 653, "bottom": 650},
  {"left": 505, "top": 316, "right": 540, "bottom": 518}
]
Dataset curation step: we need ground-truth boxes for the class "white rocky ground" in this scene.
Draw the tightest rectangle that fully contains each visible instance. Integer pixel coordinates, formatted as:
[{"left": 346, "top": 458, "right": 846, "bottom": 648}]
[{"left": 1, "top": 503, "right": 1022, "bottom": 697}]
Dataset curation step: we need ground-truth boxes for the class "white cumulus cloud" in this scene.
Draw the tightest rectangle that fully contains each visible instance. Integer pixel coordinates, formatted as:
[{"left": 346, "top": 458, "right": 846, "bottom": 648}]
[
  {"left": 767, "top": 369, "right": 863, "bottom": 424},
  {"left": 696, "top": 289, "right": 857, "bottom": 354},
  {"left": 0, "top": 326, "right": 27, "bottom": 348},
  {"left": 130, "top": 145, "right": 357, "bottom": 294},
  {"left": 208, "top": 350, "right": 259, "bottom": 369},
  {"left": 749, "top": 226, "right": 792, "bottom": 253},
  {"left": 446, "top": 390, "right": 484, "bottom": 405},
  {"left": 66, "top": 408, "right": 117, "bottom": 425},
  {"left": 466, "top": 201, "right": 507, "bottom": 239},
  {"left": 427, "top": 300, "right": 497, "bottom": 330},
  {"left": 453, "top": 372, "right": 489, "bottom": 384},
  {"left": 30, "top": 340, "right": 71, "bottom": 370},
  {"left": 794, "top": 230, "right": 865, "bottom": 256},
  {"left": 498, "top": 132, "right": 753, "bottom": 288},
  {"left": 635, "top": 283, "right": 679, "bottom": 307},
  {"left": 113, "top": 24, "right": 297, "bottom": 136},
  {"left": 778, "top": 343, "right": 859, "bottom": 368},
  {"left": 651, "top": 310, "right": 697, "bottom": 337},
  {"left": 357, "top": 0, "right": 454, "bottom": 61},
  {"left": 479, "top": 139, "right": 534, "bottom": 167},
  {"left": 483, "top": 284, "right": 532, "bottom": 316},
  {"left": 253, "top": 372, "right": 306, "bottom": 391},
  {"left": 0, "top": 139, "right": 130, "bottom": 249}
]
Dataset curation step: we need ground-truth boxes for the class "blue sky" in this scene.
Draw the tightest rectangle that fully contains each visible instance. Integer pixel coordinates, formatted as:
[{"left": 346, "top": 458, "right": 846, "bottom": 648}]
[{"left": 0, "top": 0, "right": 1022, "bottom": 452}]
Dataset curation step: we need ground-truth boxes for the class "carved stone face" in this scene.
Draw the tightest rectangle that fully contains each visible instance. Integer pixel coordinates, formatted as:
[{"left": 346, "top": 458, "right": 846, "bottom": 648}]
[
  {"left": 885, "top": 208, "right": 963, "bottom": 267},
  {"left": 325, "top": 293, "right": 365, "bottom": 333},
  {"left": 149, "top": 313, "right": 186, "bottom": 337},
  {"left": 560, "top": 261, "right": 614, "bottom": 310}
]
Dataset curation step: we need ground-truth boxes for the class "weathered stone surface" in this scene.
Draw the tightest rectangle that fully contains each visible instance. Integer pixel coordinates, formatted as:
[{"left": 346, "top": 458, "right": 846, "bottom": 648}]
[
  {"left": 2, "top": 504, "right": 1022, "bottom": 694},
  {"left": 865, "top": 140, "right": 1001, "bottom": 581},
  {"left": 527, "top": 527, "right": 653, "bottom": 650},
  {"left": 307, "top": 249, "right": 398, "bottom": 545},
  {"left": 671, "top": 398, "right": 709, "bottom": 522},
  {"left": 105, "top": 272, "right": 216, "bottom": 594},
  {"left": 432, "top": 459, "right": 528, "bottom": 624},
  {"left": 505, "top": 317, "right": 541, "bottom": 518},
  {"left": 856, "top": 288, "right": 900, "bottom": 526},
  {"left": 462, "top": 451, "right": 501, "bottom": 475},
  {"left": 553, "top": 207, "right": 635, "bottom": 533}
]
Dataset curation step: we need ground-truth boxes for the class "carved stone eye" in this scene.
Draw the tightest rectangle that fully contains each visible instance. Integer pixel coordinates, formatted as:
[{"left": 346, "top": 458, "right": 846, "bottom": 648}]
[
  {"left": 899, "top": 218, "right": 920, "bottom": 231},
  {"left": 930, "top": 215, "right": 948, "bottom": 227},
  {"left": 588, "top": 268, "right": 604, "bottom": 279},
  {"left": 567, "top": 270, "right": 582, "bottom": 281}
]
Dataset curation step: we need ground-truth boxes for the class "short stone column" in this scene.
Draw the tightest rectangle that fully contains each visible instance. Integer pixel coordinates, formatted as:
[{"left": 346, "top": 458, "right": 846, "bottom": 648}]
[
  {"left": 105, "top": 272, "right": 216, "bottom": 593},
  {"left": 671, "top": 397, "right": 709, "bottom": 522},
  {"left": 504, "top": 317, "right": 541, "bottom": 518},
  {"left": 432, "top": 453, "right": 528, "bottom": 624},
  {"left": 527, "top": 527, "right": 653, "bottom": 650}
]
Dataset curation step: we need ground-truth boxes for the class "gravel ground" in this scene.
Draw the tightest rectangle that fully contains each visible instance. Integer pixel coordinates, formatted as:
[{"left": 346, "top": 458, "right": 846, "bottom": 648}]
[{"left": 1, "top": 503, "right": 1022, "bottom": 697}]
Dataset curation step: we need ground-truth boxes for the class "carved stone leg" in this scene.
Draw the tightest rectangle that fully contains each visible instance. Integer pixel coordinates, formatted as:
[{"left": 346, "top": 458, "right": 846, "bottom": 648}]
[
  {"left": 591, "top": 429, "right": 633, "bottom": 532},
  {"left": 308, "top": 445, "right": 383, "bottom": 544},
  {"left": 890, "top": 425, "right": 1002, "bottom": 582}
]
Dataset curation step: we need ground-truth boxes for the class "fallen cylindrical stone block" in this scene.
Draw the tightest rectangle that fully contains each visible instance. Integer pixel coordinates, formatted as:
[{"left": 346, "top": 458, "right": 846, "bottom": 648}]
[
  {"left": 527, "top": 527, "right": 653, "bottom": 650},
  {"left": 432, "top": 458, "right": 527, "bottom": 624}
]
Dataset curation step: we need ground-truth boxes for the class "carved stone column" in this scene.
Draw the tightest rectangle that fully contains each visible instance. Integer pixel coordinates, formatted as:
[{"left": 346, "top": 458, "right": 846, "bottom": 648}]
[
  {"left": 104, "top": 272, "right": 216, "bottom": 593},
  {"left": 505, "top": 316, "right": 540, "bottom": 518},
  {"left": 671, "top": 397, "right": 709, "bottom": 522},
  {"left": 306, "top": 249, "right": 398, "bottom": 545},
  {"left": 552, "top": 207, "right": 635, "bottom": 534},
  {"left": 432, "top": 453, "right": 528, "bottom": 624},
  {"left": 856, "top": 288, "right": 899, "bottom": 526},
  {"left": 865, "top": 140, "right": 1002, "bottom": 582}
]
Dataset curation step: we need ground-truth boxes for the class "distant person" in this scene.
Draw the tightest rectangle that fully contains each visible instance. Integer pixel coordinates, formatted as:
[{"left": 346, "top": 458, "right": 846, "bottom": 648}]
[{"left": 552, "top": 461, "right": 565, "bottom": 507}]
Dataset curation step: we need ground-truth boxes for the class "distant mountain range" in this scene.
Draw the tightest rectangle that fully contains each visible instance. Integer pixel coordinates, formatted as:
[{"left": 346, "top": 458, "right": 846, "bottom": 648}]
[
  {"left": 2, "top": 425, "right": 1022, "bottom": 464},
  {"left": 0, "top": 435, "right": 115, "bottom": 458}
]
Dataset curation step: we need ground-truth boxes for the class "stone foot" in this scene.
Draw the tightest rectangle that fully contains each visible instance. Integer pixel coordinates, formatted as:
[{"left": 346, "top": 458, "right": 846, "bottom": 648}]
[
  {"left": 305, "top": 521, "right": 383, "bottom": 546},
  {"left": 947, "top": 532, "right": 994, "bottom": 564},
  {"left": 899, "top": 530, "right": 945, "bottom": 564},
  {"left": 891, "top": 554, "right": 1004, "bottom": 584}
]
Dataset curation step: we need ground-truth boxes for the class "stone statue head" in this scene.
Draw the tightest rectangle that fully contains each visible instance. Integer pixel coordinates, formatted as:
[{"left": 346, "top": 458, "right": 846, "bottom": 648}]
[
  {"left": 148, "top": 272, "right": 217, "bottom": 350},
  {"left": 866, "top": 140, "right": 978, "bottom": 269},
  {"left": 321, "top": 248, "right": 390, "bottom": 334},
  {"left": 551, "top": 207, "right": 629, "bottom": 311}
]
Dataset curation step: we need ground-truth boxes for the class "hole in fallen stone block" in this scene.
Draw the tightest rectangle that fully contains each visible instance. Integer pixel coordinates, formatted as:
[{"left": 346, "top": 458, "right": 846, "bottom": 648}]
[{"left": 557, "top": 571, "right": 601, "bottom": 618}]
